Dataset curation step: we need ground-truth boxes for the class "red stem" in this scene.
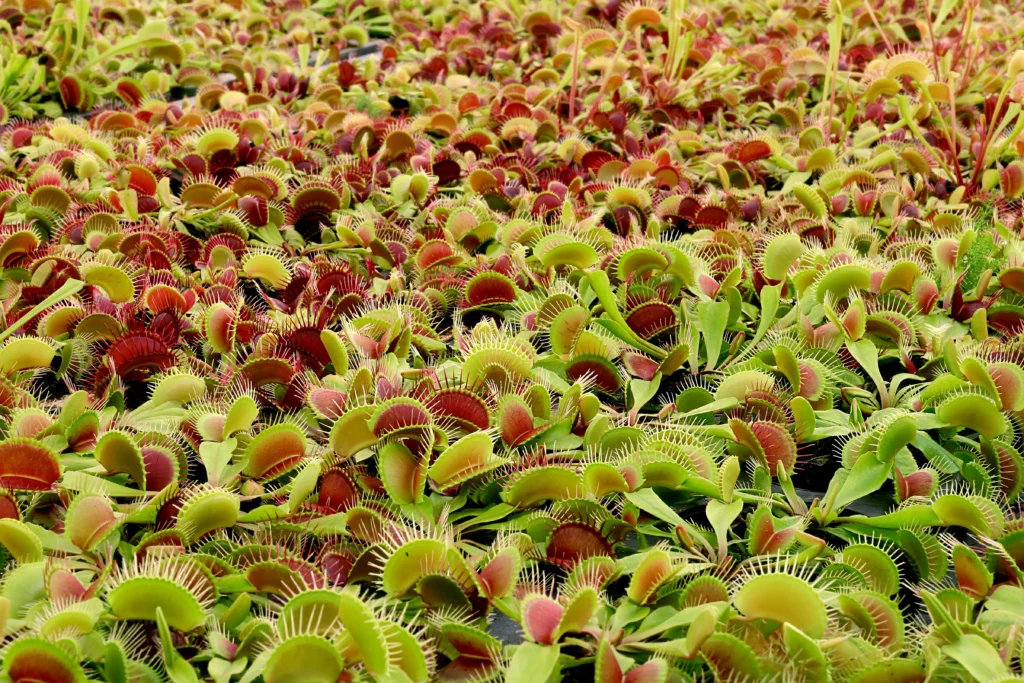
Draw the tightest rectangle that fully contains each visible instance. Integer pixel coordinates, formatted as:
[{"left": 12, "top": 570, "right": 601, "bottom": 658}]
[
  {"left": 923, "top": 0, "right": 941, "bottom": 79},
  {"left": 568, "top": 30, "right": 580, "bottom": 124},
  {"left": 967, "top": 124, "right": 994, "bottom": 192}
]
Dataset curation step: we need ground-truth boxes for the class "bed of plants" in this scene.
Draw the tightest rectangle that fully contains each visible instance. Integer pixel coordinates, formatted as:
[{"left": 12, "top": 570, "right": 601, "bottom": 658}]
[{"left": 0, "top": 0, "right": 1023, "bottom": 680}]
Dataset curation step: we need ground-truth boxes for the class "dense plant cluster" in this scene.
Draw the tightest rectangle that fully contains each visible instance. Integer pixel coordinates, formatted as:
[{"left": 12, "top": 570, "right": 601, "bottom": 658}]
[{"left": 1, "top": 0, "right": 1024, "bottom": 680}]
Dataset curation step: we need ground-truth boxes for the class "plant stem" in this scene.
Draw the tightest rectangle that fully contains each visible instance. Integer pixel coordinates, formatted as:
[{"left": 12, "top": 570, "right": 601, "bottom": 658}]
[
  {"left": 634, "top": 26, "right": 649, "bottom": 89},
  {"left": 843, "top": 119, "right": 908, "bottom": 156},
  {"left": 990, "top": 109, "right": 1024, "bottom": 162},
  {"left": 863, "top": 0, "right": 893, "bottom": 54},
  {"left": 0, "top": 279, "right": 85, "bottom": 344},
  {"left": 581, "top": 32, "right": 630, "bottom": 125},
  {"left": 948, "top": 3, "right": 974, "bottom": 73},
  {"left": 897, "top": 94, "right": 957, "bottom": 181},
  {"left": 568, "top": 24, "right": 581, "bottom": 124},
  {"left": 665, "top": 0, "right": 678, "bottom": 80},
  {"left": 923, "top": 0, "right": 942, "bottom": 79},
  {"left": 919, "top": 81, "right": 964, "bottom": 186},
  {"left": 967, "top": 81, "right": 1012, "bottom": 190}
]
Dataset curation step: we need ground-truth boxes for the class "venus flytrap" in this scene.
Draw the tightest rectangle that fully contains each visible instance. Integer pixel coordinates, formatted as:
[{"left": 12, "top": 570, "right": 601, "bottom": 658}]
[{"left": 0, "top": 0, "right": 1021, "bottom": 680}]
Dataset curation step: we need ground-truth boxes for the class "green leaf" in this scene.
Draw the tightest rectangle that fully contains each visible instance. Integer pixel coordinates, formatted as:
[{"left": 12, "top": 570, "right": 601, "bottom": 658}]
[
  {"left": 452, "top": 503, "right": 514, "bottom": 528},
  {"left": 199, "top": 438, "right": 237, "bottom": 485},
  {"left": 698, "top": 300, "right": 730, "bottom": 371},
  {"left": 706, "top": 498, "right": 742, "bottom": 558},
  {"left": 85, "top": 20, "right": 171, "bottom": 68},
  {"left": 748, "top": 284, "right": 781, "bottom": 348},
  {"left": 845, "top": 339, "right": 889, "bottom": 406},
  {"left": 611, "top": 600, "right": 650, "bottom": 632},
  {"left": 0, "top": 279, "right": 85, "bottom": 344},
  {"left": 980, "top": 586, "right": 1024, "bottom": 632},
  {"left": 837, "top": 505, "right": 942, "bottom": 529},
  {"left": 156, "top": 607, "right": 200, "bottom": 683},
  {"left": 285, "top": 460, "right": 321, "bottom": 514},
  {"left": 27, "top": 522, "right": 78, "bottom": 554},
  {"left": 61, "top": 471, "right": 150, "bottom": 497},
  {"left": 505, "top": 643, "right": 560, "bottom": 683},
  {"left": 783, "top": 623, "right": 828, "bottom": 683},
  {"left": 587, "top": 271, "right": 666, "bottom": 359},
  {"left": 763, "top": 235, "right": 805, "bottom": 282},
  {"left": 911, "top": 432, "right": 961, "bottom": 473},
  {"left": 627, "top": 602, "right": 727, "bottom": 642},
  {"left": 831, "top": 453, "right": 891, "bottom": 513},
  {"left": 942, "top": 634, "right": 1009, "bottom": 683},
  {"left": 625, "top": 489, "right": 687, "bottom": 528},
  {"left": 679, "top": 397, "right": 738, "bottom": 418},
  {"left": 706, "top": 499, "right": 742, "bottom": 532},
  {"left": 628, "top": 372, "right": 662, "bottom": 413},
  {"left": 236, "top": 505, "right": 289, "bottom": 524},
  {"left": 780, "top": 172, "right": 813, "bottom": 195}
]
